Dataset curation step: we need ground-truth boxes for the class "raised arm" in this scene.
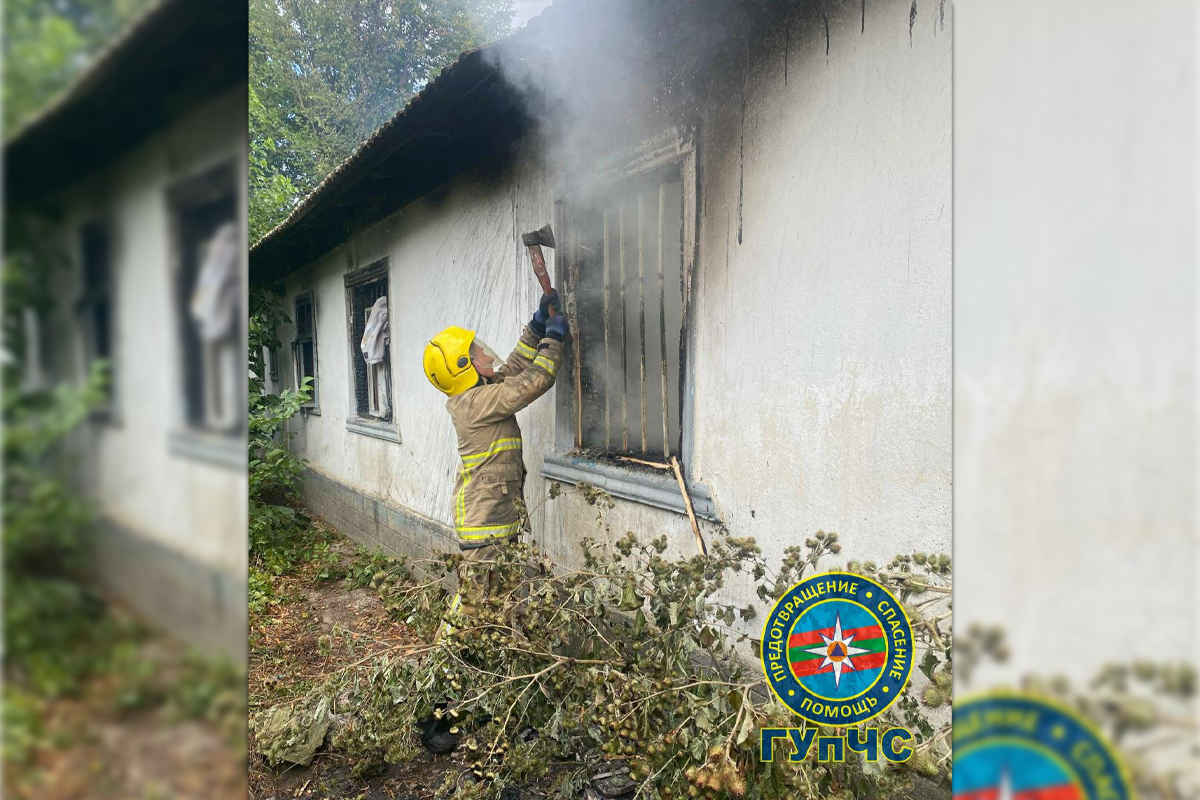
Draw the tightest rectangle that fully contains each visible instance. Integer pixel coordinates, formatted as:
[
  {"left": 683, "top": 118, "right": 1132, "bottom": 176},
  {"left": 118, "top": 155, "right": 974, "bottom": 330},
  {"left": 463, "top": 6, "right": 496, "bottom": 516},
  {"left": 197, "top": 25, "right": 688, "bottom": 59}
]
[
  {"left": 493, "top": 324, "right": 543, "bottom": 380},
  {"left": 468, "top": 323, "right": 567, "bottom": 423},
  {"left": 495, "top": 290, "right": 561, "bottom": 380}
]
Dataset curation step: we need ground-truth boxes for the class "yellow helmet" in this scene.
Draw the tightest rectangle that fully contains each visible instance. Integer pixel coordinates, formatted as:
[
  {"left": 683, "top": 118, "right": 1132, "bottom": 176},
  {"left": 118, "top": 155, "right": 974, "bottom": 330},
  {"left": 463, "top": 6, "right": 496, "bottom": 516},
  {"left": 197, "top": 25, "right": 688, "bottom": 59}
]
[{"left": 423, "top": 325, "right": 479, "bottom": 396}]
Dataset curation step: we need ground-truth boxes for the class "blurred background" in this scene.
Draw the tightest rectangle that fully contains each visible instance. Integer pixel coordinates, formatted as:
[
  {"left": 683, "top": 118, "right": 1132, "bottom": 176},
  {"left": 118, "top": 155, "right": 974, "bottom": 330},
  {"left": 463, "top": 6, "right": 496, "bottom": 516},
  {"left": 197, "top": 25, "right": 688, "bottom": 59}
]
[
  {"left": 953, "top": 1, "right": 1197, "bottom": 798},
  {"left": 0, "top": 0, "right": 1196, "bottom": 798},
  {"left": 2, "top": 0, "right": 538, "bottom": 796},
  {"left": 4, "top": 0, "right": 248, "bottom": 796}
]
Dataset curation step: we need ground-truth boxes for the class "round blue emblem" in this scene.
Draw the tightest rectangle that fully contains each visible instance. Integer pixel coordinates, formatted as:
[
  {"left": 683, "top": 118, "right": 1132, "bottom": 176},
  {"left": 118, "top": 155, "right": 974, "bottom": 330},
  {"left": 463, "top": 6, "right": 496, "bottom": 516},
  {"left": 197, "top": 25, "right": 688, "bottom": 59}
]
[
  {"left": 954, "top": 693, "right": 1132, "bottom": 800},
  {"left": 760, "top": 571, "right": 913, "bottom": 725}
]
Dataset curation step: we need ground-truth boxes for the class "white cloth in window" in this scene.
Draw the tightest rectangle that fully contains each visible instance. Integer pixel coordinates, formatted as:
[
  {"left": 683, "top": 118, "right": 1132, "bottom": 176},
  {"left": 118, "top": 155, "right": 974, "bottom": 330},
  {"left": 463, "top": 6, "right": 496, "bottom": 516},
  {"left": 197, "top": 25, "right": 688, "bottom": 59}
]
[
  {"left": 189, "top": 221, "right": 240, "bottom": 341},
  {"left": 360, "top": 296, "right": 389, "bottom": 365}
]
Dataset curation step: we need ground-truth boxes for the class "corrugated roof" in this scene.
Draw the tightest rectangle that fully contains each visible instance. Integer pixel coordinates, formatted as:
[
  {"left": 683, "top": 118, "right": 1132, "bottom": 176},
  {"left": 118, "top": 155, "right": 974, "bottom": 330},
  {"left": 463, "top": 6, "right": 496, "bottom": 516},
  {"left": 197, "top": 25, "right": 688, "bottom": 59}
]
[
  {"left": 248, "top": 29, "right": 540, "bottom": 285},
  {"left": 247, "top": 0, "right": 743, "bottom": 285}
]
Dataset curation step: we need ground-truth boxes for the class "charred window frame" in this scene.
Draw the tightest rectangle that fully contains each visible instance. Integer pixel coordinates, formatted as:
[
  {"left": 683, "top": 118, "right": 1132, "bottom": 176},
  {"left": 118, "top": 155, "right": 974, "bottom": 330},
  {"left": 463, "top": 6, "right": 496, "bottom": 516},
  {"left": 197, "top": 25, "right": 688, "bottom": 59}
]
[
  {"left": 76, "top": 218, "right": 117, "bottom": 417},
  {"left": 543, "top": 129, "right": 716, "bottom": 520},
  {"left": 344, "top": 259, "right": 399, "bottom": 442},
  {"left": 562, "top": 171, "right": 686, "bottom": 459},
  {"left": 167, "top": 162, "right": 242, "bottom": 438},
  {"left": 292, "top": 290, "right": 319, "bottom": 411}
]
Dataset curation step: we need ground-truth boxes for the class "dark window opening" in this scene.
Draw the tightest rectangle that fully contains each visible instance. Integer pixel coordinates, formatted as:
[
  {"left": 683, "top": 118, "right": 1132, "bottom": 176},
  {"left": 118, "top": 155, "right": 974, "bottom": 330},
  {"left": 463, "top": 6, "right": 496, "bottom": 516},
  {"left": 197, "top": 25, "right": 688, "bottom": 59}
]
[
  {"left": 292, "top": 292, "right": 318, "bottom": 406},
  {"left": 564, "top": 171, "right": 685, "bottom": 459},
  {"left": 170, "top": 164, "right": 240, "bottom": 434},
  {"left": 78, "top": 220, "right": 114, "bottom": 406},
  {"left": 345, "top": 262, "right": 390, "bottom": 422}
]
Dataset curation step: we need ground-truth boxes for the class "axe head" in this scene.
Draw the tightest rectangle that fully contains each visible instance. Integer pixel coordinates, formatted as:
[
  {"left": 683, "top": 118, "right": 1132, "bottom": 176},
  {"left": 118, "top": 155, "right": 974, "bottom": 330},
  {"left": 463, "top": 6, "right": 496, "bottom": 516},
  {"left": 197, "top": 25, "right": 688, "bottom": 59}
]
[{"left": 521, "top": 223, "right": 556, "bottom": 249}]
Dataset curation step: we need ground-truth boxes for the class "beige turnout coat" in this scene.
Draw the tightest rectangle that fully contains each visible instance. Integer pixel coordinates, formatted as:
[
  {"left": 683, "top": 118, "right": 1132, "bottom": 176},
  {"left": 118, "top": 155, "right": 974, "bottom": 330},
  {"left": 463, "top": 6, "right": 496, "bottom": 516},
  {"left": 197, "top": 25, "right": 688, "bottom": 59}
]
[{"left": 445, "top": 324, "right": 564, "bottom": 549}]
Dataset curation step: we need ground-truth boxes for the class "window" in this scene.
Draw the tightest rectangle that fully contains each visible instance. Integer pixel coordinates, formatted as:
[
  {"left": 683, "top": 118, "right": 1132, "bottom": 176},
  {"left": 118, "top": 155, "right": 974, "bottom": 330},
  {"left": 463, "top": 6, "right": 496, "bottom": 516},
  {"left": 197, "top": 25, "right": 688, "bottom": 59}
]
[
  {"left": 21, "top": 308, "right": 49, "bottom": 393},
  {"left": 169, "top": 163, "right": 241, "bottom": 435},
  {"left": 265, "top": 346, "right": 280, "bottom": 391},
  {"left": 562, "top": 171, "right": 686, "bottom": 459},
  {"left": 363, "top": 303, "right": 390, "bottom": 419},
  {"left": 543, "top": 131, "right": 707, "bottom": 517},
  {"left": 291, "top": 291, "right": 318, "bottom": 408},
  {"left": 344, "top": 261, "right": 391, "bottom": 422},
  {"left": 77, "top": 219, "right": 115, "bottom": 409},
  {"left": 257, "top": 344, "right": 281, "bottom": 395}
]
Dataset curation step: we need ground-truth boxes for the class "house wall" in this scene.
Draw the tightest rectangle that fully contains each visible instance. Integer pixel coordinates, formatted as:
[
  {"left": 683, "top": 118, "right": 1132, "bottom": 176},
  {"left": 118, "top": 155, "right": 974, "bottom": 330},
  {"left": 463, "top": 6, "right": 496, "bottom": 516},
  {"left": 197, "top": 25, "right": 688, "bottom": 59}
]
[
  {"left": 282, "top": 0, "right": 950, "bottom": 632},
  {"left": 45, "top": 86, "right": 248, "bottom": 659},
  {"left": 954, "top": 0, "right": 1198, "bottom": 687}
]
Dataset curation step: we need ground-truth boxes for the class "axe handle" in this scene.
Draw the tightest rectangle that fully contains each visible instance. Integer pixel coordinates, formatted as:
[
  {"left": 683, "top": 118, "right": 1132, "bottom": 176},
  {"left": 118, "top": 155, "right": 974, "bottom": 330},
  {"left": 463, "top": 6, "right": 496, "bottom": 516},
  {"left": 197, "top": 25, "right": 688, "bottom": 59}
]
[{"left": 526, "top": 245, "right": 556, "bottom": 317}]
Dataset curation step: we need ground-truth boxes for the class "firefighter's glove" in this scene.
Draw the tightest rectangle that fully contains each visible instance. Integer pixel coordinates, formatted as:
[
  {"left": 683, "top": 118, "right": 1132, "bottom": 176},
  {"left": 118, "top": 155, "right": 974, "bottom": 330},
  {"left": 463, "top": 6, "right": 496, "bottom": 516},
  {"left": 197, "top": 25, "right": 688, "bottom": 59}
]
[
  {"left": 545, "top": 314, "right": 569, "bottom": 341},
  {"left": 531, "top": 290, "right": 560, "bottom": 336}
]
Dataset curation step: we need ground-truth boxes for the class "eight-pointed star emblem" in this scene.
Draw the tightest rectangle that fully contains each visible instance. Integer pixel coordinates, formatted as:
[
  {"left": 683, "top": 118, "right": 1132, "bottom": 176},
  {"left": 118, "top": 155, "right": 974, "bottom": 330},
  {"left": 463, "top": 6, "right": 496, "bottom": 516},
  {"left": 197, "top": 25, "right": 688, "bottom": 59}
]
[{"left": 802, "top": 612, "right": 870, "bottom": 688}]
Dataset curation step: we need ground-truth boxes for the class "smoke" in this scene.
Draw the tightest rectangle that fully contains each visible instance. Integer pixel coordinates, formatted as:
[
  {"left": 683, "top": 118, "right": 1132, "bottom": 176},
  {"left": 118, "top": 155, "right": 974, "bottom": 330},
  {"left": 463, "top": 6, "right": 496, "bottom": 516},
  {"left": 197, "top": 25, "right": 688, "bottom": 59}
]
[
  {"left": 480, "top": 0, "right": 773, "bottom": 457},
  {"left": 480, "top": 0, "right": 750, "bottom": 202}
]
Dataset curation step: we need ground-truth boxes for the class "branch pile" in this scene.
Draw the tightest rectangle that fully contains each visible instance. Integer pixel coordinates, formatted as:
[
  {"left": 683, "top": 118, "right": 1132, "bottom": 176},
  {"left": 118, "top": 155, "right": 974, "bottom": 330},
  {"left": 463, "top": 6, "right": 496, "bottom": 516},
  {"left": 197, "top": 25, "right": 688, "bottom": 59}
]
[{"left": 253, "top": 511, "right": 955, "bottom": 800}]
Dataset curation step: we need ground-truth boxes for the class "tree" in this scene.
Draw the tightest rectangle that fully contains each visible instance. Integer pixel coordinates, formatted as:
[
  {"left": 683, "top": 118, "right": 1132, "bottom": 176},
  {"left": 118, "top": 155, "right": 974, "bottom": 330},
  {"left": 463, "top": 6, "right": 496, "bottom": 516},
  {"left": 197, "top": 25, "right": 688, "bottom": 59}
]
[
  {"left": 249, "top": 0, "right": 515, "bottom": 243},
  {"left": 250, "top": 85, "right": 300, "bottom": 243},
  {"left": 3, "top": 0, "right": 155, "bottom": 132}
]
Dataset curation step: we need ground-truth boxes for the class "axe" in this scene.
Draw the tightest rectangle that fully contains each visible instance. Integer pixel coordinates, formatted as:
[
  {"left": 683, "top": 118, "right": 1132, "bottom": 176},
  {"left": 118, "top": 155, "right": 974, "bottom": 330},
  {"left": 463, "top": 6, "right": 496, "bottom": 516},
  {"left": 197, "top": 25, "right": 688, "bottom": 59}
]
[{"left": 521, "top": 224, "right": 557, "bottom": 318}]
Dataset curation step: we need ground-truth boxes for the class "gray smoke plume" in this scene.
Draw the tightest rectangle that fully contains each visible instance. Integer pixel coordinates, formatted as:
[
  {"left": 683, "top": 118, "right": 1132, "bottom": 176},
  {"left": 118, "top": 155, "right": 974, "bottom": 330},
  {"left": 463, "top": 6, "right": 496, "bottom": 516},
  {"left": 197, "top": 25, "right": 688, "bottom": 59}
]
[
  {"left": 478, "top": 0, "right": 789, "bottom": 458},
  {"left": 482, "top": 0, "right": 758, "bottom": 200}
]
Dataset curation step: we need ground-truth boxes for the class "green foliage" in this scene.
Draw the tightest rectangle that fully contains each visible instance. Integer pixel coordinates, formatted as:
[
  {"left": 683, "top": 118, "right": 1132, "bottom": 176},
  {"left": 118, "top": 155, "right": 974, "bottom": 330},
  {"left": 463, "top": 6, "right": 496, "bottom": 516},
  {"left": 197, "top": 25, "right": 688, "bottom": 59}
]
[
  {"left": 248, "top": 0, "right": 514, "bottom": 242},
  {"left": 97, "top": 641, "right": 247, "bottom": 747},
  {"left": 3, "top": 359, "right": 115, "bottom": 696},
  {"left": 3, "top": 686, "right": 47, "bottom": 765},
  {"left": 249, "top": 84, "right": 299, "bottom": 242},
  {"left": 249, "top": 289, "right": 313, "bottom": 567},
  {"left": 256, "top": 511, "right": 954, "bottom": 798},
  {"left": 346, "top": 546, "right": 396, "bottom": 589},
  {"left": 4, "top": 0, "right": 155, "bottom": 132},
  {"left": 248, "top": 288, "right": 347, "bottom": 587},
  {"left": 249, "top": 565, "right": 277, "bottom": 615},
  {"left": 165, "top": 651, "right": 246, "bottom": 734},
  {"left": 2, "top": 40, "right": 135, "bottom": 696}
]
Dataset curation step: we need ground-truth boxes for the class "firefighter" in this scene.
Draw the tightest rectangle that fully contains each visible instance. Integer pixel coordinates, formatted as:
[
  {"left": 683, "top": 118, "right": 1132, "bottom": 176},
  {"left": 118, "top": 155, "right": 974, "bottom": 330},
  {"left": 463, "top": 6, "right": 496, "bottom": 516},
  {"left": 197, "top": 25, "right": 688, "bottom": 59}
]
[{"left": 422, "top": 292, "right": 567, "bottom": 613}]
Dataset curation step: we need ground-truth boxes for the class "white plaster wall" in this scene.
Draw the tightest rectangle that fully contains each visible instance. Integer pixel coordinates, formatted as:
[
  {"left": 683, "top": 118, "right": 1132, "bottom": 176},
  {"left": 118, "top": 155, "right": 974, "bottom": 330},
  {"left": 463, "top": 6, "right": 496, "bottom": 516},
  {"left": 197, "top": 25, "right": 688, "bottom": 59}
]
[
  {"left": 954, "top": 0, "right": 1198, "bottom": 686},
  {"left": 49, "top": 87, "right": 248, "bottom": 576},
  {"left": 690, "top": 0, "right": 951, "bottom": 582},
  {"left": 282, "top": 150, "right": 557, "bottom": 531},
  {"left": 283, "top": 0, "right": 950, "bottom": 627}
]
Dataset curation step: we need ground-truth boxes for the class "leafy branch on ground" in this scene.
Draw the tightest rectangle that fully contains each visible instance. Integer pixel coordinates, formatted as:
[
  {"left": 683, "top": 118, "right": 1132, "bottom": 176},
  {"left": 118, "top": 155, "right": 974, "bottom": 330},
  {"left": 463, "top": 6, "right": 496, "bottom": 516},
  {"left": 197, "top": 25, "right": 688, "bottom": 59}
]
[{"left": 253, "top": 488, "right": 954, "bottom": 800}]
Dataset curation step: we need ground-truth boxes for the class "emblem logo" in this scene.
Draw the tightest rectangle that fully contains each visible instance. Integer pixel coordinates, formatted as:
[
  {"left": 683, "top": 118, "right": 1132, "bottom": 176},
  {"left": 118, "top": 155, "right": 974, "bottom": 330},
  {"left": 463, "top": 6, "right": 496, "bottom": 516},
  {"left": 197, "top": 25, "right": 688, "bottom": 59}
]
[
  {"left": 954, "top": 693, "right": 1132, "bottom": 800},
  {"left": 760, "top": 571, "right": 913, "bottom": 726}
]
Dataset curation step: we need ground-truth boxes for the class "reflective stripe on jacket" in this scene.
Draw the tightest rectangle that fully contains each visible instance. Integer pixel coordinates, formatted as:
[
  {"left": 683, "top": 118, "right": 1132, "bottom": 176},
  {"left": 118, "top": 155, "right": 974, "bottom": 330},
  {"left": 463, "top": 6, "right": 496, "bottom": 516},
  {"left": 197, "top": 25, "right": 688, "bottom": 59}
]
[{"left": 445, "top": 324, "right": 564, "bottom": 549}]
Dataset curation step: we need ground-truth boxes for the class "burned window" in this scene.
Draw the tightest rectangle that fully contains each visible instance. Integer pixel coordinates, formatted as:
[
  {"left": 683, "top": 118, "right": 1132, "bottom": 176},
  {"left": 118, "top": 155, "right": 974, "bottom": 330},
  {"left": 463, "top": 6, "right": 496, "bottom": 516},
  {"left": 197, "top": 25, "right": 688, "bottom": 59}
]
[
  {"left": 170, "top": 163, "right": 241, "bottom": 435},
  {"left": 565, "top": 172, "right": 685, "bottom": 459},
  {"left": 77, "top": 219, "right": 115, "bottom": 407},
  {"left": 292, "top": 291, "right": 318, "bottom": 407},
  {"left": 345, "top": 261, "right": 391, "bottom": 422}
]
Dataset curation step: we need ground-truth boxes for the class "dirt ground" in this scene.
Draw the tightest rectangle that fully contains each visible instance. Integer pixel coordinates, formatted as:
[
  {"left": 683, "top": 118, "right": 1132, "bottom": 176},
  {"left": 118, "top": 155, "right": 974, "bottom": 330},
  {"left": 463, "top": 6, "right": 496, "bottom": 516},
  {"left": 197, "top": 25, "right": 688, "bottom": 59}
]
[
  {"left": 5, "top": 610, "right": 247, "bottom": 800},
  {"left": 248, "top": 523, "right": 462, "bottom": 800}
]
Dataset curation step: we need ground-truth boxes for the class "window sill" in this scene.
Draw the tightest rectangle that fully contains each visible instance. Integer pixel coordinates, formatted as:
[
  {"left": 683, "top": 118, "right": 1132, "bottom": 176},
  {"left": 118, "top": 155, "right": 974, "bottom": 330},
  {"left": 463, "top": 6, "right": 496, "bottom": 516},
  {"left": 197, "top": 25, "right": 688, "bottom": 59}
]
[
  {"left": 541, "top": 453, "right": 717, "bottom": 521},
  {"left": 345, "top": 417, "right": 401, "bottom": 444},
  {"left": 168, "top": 429, "right": 245, "bottom": 471},
  {"left": 301, "top": 405, "right": 321, "bottom": 416}
]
